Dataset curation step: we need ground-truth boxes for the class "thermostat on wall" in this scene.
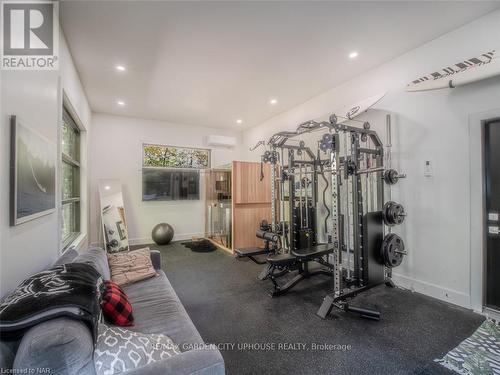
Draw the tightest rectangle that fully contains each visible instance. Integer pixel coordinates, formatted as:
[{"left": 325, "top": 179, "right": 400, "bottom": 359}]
[{"left": 424, "top": 160, "right": 433, "bottom": 177}]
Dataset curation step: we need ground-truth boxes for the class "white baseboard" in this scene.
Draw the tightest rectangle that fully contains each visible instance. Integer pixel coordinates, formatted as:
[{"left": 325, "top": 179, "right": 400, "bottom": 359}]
[
  {"left": 392, "top": 273, "right": 471, "bottom": 309},
  {"left": 89, "top": 232, "right": 204, "bottom": 248},
  {"left": 129, "top": 232, "right": 204, "bottom": 246}
]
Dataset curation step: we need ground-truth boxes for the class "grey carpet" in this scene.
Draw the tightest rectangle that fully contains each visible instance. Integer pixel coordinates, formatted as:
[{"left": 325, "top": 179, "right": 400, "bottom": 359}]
[{"left": 140, "top": 243, "right": 484, "bottom": 375}]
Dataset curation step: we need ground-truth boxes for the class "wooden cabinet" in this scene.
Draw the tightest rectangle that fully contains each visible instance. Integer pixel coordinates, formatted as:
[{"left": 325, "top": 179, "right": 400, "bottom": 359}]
[
  {"left": 231, "top": 161, "right": 272, "bottom": 251},
  {"left": 233, "top": 161, "right": 271, "bottom": 204}
]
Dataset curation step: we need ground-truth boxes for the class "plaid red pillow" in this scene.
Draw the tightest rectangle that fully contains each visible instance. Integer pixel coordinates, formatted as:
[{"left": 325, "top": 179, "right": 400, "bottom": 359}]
[{"left": 101, "top": 280, "right": 134, "bottom": 326}]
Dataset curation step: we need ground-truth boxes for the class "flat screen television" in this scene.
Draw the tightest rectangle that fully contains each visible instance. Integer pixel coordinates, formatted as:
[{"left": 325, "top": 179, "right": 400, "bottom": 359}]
[{"left": 142, "top": 168, "right": 200, "bottom": 201}]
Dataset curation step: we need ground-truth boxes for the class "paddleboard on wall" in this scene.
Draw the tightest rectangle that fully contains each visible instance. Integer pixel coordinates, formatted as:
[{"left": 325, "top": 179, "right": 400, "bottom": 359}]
[
  {"left": 406, "top": 50, "right": 500, "bottom": 92},
  {"left": 335, "top": 91, "right": 387, "bottom": 124}
]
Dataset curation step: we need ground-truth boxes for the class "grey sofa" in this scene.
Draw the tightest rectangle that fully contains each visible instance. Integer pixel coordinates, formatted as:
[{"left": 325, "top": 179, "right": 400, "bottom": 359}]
[{"left": 2, "top": 247, "right": 225, "bottom": 375}]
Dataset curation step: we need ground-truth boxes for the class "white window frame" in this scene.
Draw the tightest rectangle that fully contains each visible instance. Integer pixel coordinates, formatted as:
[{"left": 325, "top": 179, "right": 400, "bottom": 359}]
[{"left": 60, "top": 93, "right": 88, "bottom": 253}]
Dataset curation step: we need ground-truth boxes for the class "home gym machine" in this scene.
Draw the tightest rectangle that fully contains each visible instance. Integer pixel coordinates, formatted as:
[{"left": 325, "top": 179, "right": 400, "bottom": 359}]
[{"left": 237, "top": 112, "right": 407, "bottom": 320}]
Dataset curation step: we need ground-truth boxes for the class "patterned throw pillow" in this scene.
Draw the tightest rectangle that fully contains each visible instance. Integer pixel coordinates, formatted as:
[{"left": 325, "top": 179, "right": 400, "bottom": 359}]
[
  {"left": 107, "top": 248, "right": 157, "bottom": 287},
  {"left": 94, "top": 323, "right": 181, "bottom": 375},
  {"left": 101, "top": 281, "right": 134, "bottom": 326}
]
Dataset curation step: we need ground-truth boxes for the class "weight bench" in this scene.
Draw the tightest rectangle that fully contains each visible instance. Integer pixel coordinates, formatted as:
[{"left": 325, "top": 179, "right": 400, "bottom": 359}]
[
  {"left": 292, "top": 244, "right": 332, "bottom": 260},
  {"left": 263, "top": 244, "right": 334, "bottom": 297},
  {"left": 234, "top": 221, "right": 280, "bottom": 264},
  {"left": 235, "top": 247, "right": 272, "bottom": 265}
]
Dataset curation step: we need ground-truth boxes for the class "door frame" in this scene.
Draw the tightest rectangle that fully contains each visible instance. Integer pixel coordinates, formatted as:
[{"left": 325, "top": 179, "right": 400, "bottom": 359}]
[{"left": 469, "top": 109, "right": 500, "bottom": 314}]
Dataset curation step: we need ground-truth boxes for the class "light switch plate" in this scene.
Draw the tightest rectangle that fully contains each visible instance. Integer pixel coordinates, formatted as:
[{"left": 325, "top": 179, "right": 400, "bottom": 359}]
[{"left": 424, "top": 160, "right": 433, "bottom": 177}]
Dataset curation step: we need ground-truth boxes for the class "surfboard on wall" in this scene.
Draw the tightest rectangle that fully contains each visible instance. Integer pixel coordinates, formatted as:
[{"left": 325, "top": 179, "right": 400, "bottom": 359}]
[
  {"left": 406, "top": 50, "right": 500, "bottom": 92},
  {"left": 335, "top": 91, "right": 387, "bottom": 124}
]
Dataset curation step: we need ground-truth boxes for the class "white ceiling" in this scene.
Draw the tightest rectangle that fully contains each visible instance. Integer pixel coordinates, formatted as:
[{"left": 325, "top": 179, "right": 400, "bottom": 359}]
[{"left": 60, "top": 1, "right": 500, "bottom": 129}]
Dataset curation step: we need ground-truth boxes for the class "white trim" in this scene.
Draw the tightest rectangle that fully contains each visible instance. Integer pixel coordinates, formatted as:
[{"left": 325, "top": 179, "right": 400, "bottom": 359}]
[
  {"left": 129, "top": 232, "right": 205, "bottom": 246},
  {"left": 63, "top": 92, "right": 86, "bottom": 132},
  {"left": 60, "top": 91, "right": 90, "bottom": 254},
  {"left": 89, "top": 232, "right": 204, "bottom": 249},
  {"left": 62, "top": 233, "right": 87, "bottom": 254},
  {"left": 468, "top": 108, "right": 500, "bottom": 312},
  {"left": 392, "top": 273, "right": 471, "bottom": 308}
]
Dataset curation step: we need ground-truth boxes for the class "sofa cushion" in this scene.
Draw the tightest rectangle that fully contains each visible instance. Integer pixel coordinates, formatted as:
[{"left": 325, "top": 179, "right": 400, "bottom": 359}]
[
  {"left": 0, "top": 340, "right": 18, "bottom": 370},
  {"left": 122, "top": 347, "right": 225, "bottom": 375},
  {"left": 123, "top": 271, "right": 204, "bottom": 350},
  {"left": 13, "top": 318, "right": 95, "bottom": 375},
  {"left": 94, "top": 323, "right": 181, "bottom": 375},
  {"left": 101, "top": 281, "right": 134, "bottom": 327},
  {"left": 107, "top": 248, "right": 156, "bottom": 286},
  {"left": 74, "top": 247, "right": 111, "bottom": 280}
]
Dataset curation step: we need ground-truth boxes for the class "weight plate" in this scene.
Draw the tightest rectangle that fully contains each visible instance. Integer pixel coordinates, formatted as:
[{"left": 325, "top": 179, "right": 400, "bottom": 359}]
[
  {"left": 383, "top": 169, "right": 399, "bottom": 185},
  {"left": 320, "top": 133, "right": 334, "bottom": 151},
  {"left": 382, "top": 201, "right": 406, "bottom": 226},
  {"left": 322, "top": 133, "right": 333, "bottom": 143},
  {"left": 381, "top": 233, "right": 405, "bottom": 268}
]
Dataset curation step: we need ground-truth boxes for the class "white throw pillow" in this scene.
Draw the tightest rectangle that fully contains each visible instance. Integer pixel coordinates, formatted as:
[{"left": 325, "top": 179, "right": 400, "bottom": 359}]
[{"left": 94, "top": 323, "right": 181, "bottom": 375}]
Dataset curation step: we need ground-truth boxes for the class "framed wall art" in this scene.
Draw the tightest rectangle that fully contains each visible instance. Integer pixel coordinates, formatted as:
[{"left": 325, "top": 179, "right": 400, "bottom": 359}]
[{"left": 10, "top": 116, "right": 56, "bottom": 226}]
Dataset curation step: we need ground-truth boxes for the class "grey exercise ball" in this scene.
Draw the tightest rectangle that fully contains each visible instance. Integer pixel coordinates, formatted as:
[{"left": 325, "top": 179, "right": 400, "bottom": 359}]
[{"left": 152, "top": 223, "right": 174, "bottom": 245}]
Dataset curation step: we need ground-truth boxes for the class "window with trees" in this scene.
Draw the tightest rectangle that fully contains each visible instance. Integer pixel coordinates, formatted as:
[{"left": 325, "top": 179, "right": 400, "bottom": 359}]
[{"left": 61, "top": 107, "right": 81, "bottom": 249}]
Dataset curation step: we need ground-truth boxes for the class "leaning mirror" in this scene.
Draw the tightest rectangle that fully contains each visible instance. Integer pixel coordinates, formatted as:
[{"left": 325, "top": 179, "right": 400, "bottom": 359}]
[{"left": 98, "top": 179, "right": 129, "bottom": 252}]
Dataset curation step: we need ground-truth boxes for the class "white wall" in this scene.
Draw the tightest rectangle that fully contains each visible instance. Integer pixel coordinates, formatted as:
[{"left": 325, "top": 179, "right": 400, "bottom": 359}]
[
  {"left": 0, "top": 30, "right": 91, "bottom": 297},
  {"left": 89, "top": 113, "right": 241, "bottom": 245},
  {"left": 241, "top": 9, "right": 500, "bottom": 310},
  {"left": 0, "top": 71, "right": 60, "bottom": 297}
]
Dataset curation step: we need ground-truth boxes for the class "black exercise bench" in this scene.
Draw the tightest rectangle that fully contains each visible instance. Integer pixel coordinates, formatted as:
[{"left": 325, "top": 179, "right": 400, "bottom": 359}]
[
  {"left": 235, "top": 247, "right": 272, "bottom": 265},
  {"left": 264, "top": 244, "right": 334, "bottom": 297},
  {"left": 234, "top": 221, "right": 280, "bottom": 264}
]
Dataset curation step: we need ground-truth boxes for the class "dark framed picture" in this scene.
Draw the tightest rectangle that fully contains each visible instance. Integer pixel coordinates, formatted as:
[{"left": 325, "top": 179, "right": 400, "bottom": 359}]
[{"left": 10, "top": 116, "right": 56, "bottom": 226}]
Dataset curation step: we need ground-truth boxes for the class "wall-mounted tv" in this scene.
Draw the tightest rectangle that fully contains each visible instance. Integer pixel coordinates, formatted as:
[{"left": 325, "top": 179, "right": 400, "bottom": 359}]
[{"left": 142, "top": 169, "right": 200, "bottom": 201}]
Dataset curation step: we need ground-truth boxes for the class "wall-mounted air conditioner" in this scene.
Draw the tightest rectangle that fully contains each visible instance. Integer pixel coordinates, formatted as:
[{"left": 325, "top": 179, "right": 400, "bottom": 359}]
[{"left": 206, "top": 135, "right": 237, "bottom": 148}]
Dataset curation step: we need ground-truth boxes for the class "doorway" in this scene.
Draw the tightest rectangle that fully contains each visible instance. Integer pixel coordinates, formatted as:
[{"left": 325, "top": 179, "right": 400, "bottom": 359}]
[{"left": 484, "top": 119, "right": 500, "bottom": 311}]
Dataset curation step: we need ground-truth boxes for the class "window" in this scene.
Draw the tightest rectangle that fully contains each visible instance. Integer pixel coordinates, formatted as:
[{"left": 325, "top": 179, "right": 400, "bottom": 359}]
[{"left": 61, "top": 107, "right": 81, "bottom": 249}]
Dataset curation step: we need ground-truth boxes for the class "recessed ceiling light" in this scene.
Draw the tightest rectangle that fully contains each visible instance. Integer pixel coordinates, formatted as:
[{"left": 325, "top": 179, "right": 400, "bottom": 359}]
[
  {"left": 117, "top": 100, "right": 125, "bottom": 106},
  {"left": 104, "top": 185, "right": 111, "bottom": 190},
  {"left": 349, "top": 51, "right": 359, "bottom": 59},
  {"left": 236, "top": 119, "right": 243, "bottom": 124},
  {"left": 269, "top": 98, "right": 278, "bottom": 105},
  {"left": 115, "top": 65, "right": 126, "bottom": 71}
]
